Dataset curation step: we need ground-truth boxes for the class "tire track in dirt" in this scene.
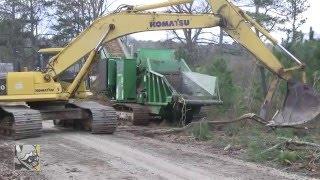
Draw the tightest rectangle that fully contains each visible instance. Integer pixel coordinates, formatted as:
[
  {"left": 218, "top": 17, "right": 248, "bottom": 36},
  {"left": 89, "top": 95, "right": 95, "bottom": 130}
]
[
  {"left": 63, "top": 133, "right": 229, "bottom": 180},
  {"left": 11, "top": 122, "right": 316, "bottom": 180}
]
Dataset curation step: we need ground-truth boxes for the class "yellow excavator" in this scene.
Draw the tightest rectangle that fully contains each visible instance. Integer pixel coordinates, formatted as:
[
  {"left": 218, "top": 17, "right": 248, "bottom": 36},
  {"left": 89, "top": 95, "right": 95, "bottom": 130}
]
[{"left": 0, "top": 0, "right": 319, "bottom": 140}]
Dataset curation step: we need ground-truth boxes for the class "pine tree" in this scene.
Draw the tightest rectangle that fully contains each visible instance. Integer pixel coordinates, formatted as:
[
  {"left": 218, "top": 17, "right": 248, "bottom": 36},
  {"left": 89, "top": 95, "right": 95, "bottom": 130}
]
[{"left": 282, "top": 0, "right": 309, "bottom": 43}]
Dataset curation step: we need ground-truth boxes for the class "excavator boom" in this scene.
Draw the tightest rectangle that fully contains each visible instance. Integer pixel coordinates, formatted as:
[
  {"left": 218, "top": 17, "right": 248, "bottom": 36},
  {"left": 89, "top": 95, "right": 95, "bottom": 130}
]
[
  {"left": 43, "top": 0, "right": 320, "bottom": 127},
  {"left": 0, "top": 0, "right": 319, "bottom": 140},
  {"left": 45, "top": 13, "right": 221, "bottom": 78}
]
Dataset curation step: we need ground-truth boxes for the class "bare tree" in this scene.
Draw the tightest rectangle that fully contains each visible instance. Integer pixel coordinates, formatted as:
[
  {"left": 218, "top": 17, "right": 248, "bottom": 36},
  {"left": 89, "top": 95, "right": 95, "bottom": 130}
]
[
  {"left": 0, "top": 0, "right": 26, "bottom": 66},
  {"left": 22, "top": 0, "right": 52, "bottom": 42},
  {"left": 0, "top": 0, "right": 51, "bottom": 68},
  {"left": 168, "top": 0, "right": 215, "bottom": 65},
  {"left": 52, "top": 0, "right": 116, "bottom": 45},
  {"left": 234, "top": 0, "right": 287, "bottom": 32},
  {"left": 234, "top": 0, "right": 288, "bottom": 96}
]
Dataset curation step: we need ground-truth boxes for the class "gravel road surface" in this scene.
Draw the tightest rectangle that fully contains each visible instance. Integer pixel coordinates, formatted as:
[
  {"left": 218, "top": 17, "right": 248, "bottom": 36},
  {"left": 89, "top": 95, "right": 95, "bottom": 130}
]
[{"left": 1, "top": 121, "right": 315, "bottom": 180}]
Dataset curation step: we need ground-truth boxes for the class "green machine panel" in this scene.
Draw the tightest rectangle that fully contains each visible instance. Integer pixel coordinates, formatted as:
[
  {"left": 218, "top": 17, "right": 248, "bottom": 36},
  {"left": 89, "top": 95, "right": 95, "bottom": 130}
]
[
  {"left": 138, "top": 48, "right": 175, "bottom": 61},
  {"left": 116, "top": 59, "right": 137, "bottom": 101},
  {"left": 106, "top": 48, "right": 222, "bottom": 120}
]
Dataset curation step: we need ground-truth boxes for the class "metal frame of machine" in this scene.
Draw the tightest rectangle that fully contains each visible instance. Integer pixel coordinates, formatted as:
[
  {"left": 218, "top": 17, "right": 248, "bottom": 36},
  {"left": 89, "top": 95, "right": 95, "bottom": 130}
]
[
  {"left": 108, "top": 48, "right": 222, "bottom": 125},
  {"left": 0, "top": 0, "right": 318, "bottom": 139}
]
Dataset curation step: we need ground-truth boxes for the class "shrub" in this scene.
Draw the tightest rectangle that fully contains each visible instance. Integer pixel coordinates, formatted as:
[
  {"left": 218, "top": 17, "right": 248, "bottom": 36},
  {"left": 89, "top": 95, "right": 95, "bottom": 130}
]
[
  {"left": 192, "top": 121, "right": 213, "bottom": 141},
  {"left": 224, "top": 124, "right": 241, "bottom": 136},
  {"left": 278, "top": 150, "right": 298, "bottom": 165}
]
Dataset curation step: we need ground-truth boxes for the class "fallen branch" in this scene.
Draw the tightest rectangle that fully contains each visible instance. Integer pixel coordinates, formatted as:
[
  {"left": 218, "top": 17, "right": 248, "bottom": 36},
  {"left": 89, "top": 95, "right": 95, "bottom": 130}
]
[
  {"left": 259, "top": 142, "right": 285, "bottom": 155},
  {"left": 142, "top": 125, "right": 190, "bottom": 136},
  {"left": 143, "top": 113, "right": 267, "bottom": 136},
  {"left": 204, "top": 113, "right": 268, "bottom": 125},
  {"left": 258, "top": 138, "right": 320, "bottom": 157},
  {"left": 278, "top": 137, "right": 320, "bottom": 150},
  {"left": 309, "top": 153, "right": 320, "bottom": 165}
]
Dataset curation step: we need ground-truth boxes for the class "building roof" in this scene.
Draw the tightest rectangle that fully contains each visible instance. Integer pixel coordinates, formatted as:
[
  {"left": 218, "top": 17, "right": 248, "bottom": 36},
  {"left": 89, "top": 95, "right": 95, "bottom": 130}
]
[{"left": 104, "top": 39, "right": 129, "bottom": 58}]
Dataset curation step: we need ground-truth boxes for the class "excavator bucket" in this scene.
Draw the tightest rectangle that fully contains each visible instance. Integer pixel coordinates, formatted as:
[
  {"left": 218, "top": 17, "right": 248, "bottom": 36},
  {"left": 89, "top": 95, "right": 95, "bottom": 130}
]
[{"left": 270, "top": 81, "right": 320, "bottom": 127}]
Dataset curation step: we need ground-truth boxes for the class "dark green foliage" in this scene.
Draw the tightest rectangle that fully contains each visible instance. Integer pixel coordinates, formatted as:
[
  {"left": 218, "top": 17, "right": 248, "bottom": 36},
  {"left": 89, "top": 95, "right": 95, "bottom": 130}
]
[
  {"left": 278, "top": 150, "right": 298, "bottom": 164},
  {"left": 282, "top": 0, "right": 309, "bottom": 43},
  {"left": 276, "top": 39, "right": 320, "bottom": 90},
  {"left": 196, "top": 57, "right": 246, "bottom": 117},
  {"left": 309, "top": 27, "right": 314, "bottom": 41},
  {"left": 206, "top": 58, "right": 237, "bottom": 112}
]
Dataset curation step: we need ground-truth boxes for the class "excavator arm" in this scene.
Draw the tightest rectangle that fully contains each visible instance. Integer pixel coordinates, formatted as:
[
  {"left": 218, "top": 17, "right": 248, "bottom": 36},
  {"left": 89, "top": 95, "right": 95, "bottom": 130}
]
[
  {"left": 46, "top": 0, "right": 303, "bottom": 87},
  {"left": 209, "top": 0, "right": 305, "bottom": 80},
  {"left": 46, "top": 13, "right": 221, "bottom": 78},
  {"left": 4, "top": 0, "right": 317, "bottom": 141},
  {"left": 38, "top": 0, "right": 320, "bottom": 126}
]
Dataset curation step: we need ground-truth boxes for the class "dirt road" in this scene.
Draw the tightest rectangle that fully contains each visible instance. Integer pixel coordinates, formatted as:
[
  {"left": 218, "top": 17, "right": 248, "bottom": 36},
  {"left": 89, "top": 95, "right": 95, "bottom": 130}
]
[{"left": 4, "top": 122, "right": 314, "bottom": 180}]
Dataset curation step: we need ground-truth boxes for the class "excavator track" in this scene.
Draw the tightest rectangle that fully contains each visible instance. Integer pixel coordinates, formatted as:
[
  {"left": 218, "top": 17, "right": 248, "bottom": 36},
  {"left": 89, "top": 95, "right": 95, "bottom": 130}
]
[
  {"left": 113, "top": 103, "right": 151, "bottom": 126},
  {"left": 0, "top": 106, "right": 42, "bottom": 140},
  {"left": 67, "top": 101, "right": 117, "bottom": 134}
]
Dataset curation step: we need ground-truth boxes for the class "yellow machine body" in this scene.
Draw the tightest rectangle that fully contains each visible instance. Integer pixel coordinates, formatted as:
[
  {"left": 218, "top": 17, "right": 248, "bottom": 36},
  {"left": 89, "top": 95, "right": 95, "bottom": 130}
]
[
  {"left": 0, "top": 72, "right": 63, "bottom": 102},
  {"left": 0, "top": 0, "right": 317, "bottom": 127}
]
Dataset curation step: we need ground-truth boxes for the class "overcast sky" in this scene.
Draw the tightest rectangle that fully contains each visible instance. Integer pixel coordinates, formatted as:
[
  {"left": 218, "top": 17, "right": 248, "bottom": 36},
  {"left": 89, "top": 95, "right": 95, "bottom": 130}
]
[{"left": 108, "top": 0, "right": 320, "bottom": 42}]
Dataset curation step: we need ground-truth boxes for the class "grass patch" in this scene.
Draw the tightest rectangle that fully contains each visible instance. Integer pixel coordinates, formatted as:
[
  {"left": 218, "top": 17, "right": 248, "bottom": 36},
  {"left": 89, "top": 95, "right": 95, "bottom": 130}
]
[
  {"left": 224, "top": 123, "right": 241, "bottom": 136},
  {"left": 274, "top": 128, "right": 295, "bottom": 138},
  {"left": 278, "top": 150, "right": 298, "bottom": 165},
  {"left": 191, "top": 121, "right": 213, "bottom": 141},
  {"left": 246, "top": 133, "right": 282, "bottom": 162},
  {"left": 216, "top": 122, "right": 317, "bottom": 167},
  {"left": 186, "top": 119, "right": 319, "bottom": 175}
]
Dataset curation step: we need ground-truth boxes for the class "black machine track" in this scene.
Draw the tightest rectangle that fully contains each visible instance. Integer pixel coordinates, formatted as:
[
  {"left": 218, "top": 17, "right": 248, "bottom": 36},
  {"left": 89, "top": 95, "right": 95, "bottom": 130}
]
[
  {"left": 113, "top": 103, "right": 151, "bottom": 126},
  {"left": 67, "top": 101, "right": 117, "bottom": 134},
  {"left": 0, "top": 106, "right": 42, "bottom": 140},
  {"left": 0, "top": 101, "right": 117, "bottom": 140}
]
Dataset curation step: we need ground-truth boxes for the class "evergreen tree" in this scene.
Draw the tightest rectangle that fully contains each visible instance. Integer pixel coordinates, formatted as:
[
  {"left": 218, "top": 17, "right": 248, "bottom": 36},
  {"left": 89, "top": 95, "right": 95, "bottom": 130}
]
[
  {"left": 309, "top": 27, "right": 314, "bottom": 41},
  {"left": 206, "top": 58, "right": 237, "bottom": 113},
  {"left": 282, "top": 0, "right": 309, "bottom": 43}
]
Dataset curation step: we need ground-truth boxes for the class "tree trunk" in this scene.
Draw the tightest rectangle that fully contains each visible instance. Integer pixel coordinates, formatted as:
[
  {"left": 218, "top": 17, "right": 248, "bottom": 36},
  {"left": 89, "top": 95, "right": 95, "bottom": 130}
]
[
  {"left": 254, "top": 5, "right": 267, "bottom": 97},
  {"left": 219, "top": 27, "right": 224, "bottom": 55}
]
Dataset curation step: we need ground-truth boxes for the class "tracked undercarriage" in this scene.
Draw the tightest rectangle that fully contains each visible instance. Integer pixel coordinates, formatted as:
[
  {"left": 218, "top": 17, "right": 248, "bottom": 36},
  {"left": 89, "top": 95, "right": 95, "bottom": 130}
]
[
  {"left": 0, "top": 101, "right": 117, "bottom": 140},
  {"left": 0, "top": 106, "right": 42, "bottom": 140},
  {"left": 112, "top": 102, "right": 210, "bottom": 126},
  {"left": 113, "top": 104, "right": 151, "bottom": 126}
]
